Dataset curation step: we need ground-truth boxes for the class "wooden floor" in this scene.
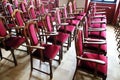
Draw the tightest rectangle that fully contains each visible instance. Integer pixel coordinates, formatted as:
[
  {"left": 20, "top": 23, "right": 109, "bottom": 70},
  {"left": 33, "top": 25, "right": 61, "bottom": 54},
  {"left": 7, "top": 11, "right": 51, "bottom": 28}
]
[{"left": 0, "top": 25, "right": 120, "bottom": 80}]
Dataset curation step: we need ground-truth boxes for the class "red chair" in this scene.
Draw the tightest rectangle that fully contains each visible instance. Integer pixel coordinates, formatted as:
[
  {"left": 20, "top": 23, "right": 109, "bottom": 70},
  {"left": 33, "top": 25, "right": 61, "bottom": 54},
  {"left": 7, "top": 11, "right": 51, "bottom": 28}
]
[
  {"left": 0, "top": 16, "right": 26, "bottom": 66},
  {"left": 73, "top": 29, "right": 107, "bottom": 80},
  {"left": 84, "top": 17, "right": 106, "bottom": 40},
  {"left": 24, "top": 20, "right": 61, "bottom": 79},
  {"left": 42, "top": 13, "right": 70, "bottom": 59},
  {"left": 4, "top": 3, "right": 16, "bottom": 34},
  {"left": 19, "top": 1, "right": 29, "bottom": 19},
  {"left": 72, "top": 0, "right": 86, "bottom": 21},
  {"left": 55, "top": 8, "right": 76, "bottom": 43},
  {"left": 28, "top": 5, "right": 44, "bottom": 30},
  {"left": 11, "top": 9, "right": 26, "bottom": 36},
  {"left": 67, "top": 1, "right": 82, "bottom": 27},
  {"left": 83, "top": 17, "right": 107, "bottom": 55},
  {"left": 13, "top": 0, "right": 19, "bottom": 9}
]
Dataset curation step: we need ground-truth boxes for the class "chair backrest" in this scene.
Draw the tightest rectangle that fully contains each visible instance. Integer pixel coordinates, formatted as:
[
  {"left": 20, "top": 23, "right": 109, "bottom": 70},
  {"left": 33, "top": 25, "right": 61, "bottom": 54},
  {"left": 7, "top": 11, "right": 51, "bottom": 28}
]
[
  {"left": 28, "top": 5, "right": 37, "bottom": 19},
  {"left": 45, "top": 14, "right": 53, "bottom": 32},
  {"left": 68, "top": 1, "right": 73, "bottom": 14},
  {"left": 19, "top": 1, "right": 27, "bottom": 13},
  {"left": 23, "top": 0, "right": 28, "bottom": 5},
  {"left": 72, "top": 0, "right": 77, "bottom": 12},
  {"left": 83, "top": 17, "right": 89, "bottom": 38},
  {"left": 13, "top": 0, "right": 19, "bottom": 8},
  {"left": 63, "top": 4, "right": 68, "bottom": 18},
  {"left": 0, "top": 16, "right": 8, "bottom": 37},
  {"left": 75, "top": 29, "right": 83, "bottom": 57},
  {"left": 24, "top": 20, "right": 39, "bottom": 46},
  {"left": 56, "top": 8, "right": 61, "bottom": 24},
  {"left": 40, "top": 3, "right": 46, "bottom": 15},
  {"left": 2, "top": 0, "right": 8, "bottom": 6},
  {"left": 5, "top": 3, "right": 14, "bottom": 15},
  {"left": 12, "top": 9, "right": 25, "bottom": 26},
  {"left": 29, "top": 0, "right": 34, "bottom": 6}
]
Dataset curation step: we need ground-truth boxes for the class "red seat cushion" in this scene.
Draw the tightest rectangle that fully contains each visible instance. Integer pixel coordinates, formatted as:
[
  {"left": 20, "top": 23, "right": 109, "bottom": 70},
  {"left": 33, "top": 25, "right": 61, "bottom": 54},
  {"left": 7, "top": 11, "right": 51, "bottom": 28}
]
[
  {"left": 90, "top": 23, "right": 106, "bottom": 28},
  {"left": 79, "top": 53, "right": 107, "bottom": 75},
  {"left": 4, "top": 37, "right": 26, "bottom": 50},
  {"left": 58, "top": 25, "right": 75, "bottom": 33},
  {"left": 71, "top": 19, "right": 80, "bottom": 26},
  {"left": 32, "top": 44, "right": 60, "bottom": 59},
  {"left": 84, "top": 43, "right": 107, "bottom": 55},
  {"left": 89, "top": 31, "right": 106, "bottom": 39},
  {"left": 47, "top": 32, "right": 69, "bottom": 45},
  {"left": 38, "top": 21, "right": 43, "bottom": 29},
  {"left": 7, "top": 23, "right": 16, "bottom": 28}
]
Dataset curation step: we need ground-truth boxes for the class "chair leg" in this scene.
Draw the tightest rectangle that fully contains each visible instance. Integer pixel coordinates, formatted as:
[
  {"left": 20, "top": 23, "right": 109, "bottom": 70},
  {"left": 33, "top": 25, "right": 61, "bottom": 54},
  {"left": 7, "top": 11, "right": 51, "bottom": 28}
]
[
  {"left": 49, "top": 60, "right": 53, "bottom": 79},
  {"left": 30, "top": 56, "right": 33, "bottom": 72},
  {"left": 11, "top": 49, "right": 17, "bottom": 66},
  {"left": 0, "top": 48, "right": 2, "bottom": 60}
]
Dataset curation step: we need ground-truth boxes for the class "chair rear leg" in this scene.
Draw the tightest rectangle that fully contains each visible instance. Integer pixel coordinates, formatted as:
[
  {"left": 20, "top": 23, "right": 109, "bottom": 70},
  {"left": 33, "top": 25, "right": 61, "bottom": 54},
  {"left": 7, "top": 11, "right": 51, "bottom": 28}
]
[
  {"left": 49, "top": 60, "right": 53, "bottom": 79},
  {"left": 11, "top": 49, "right": 17, "bottom": 66},
  {"left": 0, "top": 48, "right": 2, "bottom": 60}
]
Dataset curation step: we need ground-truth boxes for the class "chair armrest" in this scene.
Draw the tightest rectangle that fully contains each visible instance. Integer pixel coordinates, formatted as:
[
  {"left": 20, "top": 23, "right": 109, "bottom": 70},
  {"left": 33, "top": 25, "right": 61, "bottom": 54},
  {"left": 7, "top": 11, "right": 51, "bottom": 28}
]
[
  {"left": 88, "top": 27, "right": 106, "bottom": 31},
  {"left": 41, "top": 32, "right": 58, "bottom": 36},
  {"left": 54, "top": 23, "right": 69, "bottom": 26},
  {"left": 24, "top": 45, "right": 45, "bottom": 49},
  {"left": 84, "top": 40, "right": 106, "bottom": 44},
  {"left": 77, "top": 56, "right": 105, "bottom": 65},
  {"left": 0, "top": 34, "right": 11, "bottom": 40},
  {"left": 84, "top": 38, "right": 106, "bottom": 42},
  {"left": 91, "top": 16, "right": 106, "bottom": 19},
  {"left": 91, "top": 21, "right": 106, "bottom": 24},
  {"left": 48, "top": 10, "right": 56, "bottom": 13},
  {"left": 61, "top": 17, "right": 75, "bottom": 20},
  {"left": 53, "top": 6, "right": 64, "bottom": 10},
  {"left": 95, "top": 11, "right": 106, "bottom": 14},
  {"left": 68, "top": 13, "right": 79, "bottom": 15}
]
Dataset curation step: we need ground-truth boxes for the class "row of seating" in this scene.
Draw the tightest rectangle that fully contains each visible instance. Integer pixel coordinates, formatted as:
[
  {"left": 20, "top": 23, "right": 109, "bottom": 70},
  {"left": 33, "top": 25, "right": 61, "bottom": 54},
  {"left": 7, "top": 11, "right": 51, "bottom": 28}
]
[
  {"left": 0, "top": 0, "right": 108, "bottom": 80},
  {"left": 0, "top": 0, "right": 83, "bottom": 79},
  {"left": 72, "top": 2, "right": 108, "bottom": 80}
]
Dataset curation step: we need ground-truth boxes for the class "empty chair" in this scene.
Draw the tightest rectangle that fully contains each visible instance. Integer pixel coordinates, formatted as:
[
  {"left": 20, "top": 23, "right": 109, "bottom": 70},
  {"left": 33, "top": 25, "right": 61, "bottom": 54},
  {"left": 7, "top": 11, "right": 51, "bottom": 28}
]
[
  {"left": 55, "top": 8, "right": 76, "bottom": 43},
  {"left": 0, "top": 16, "right": 26, "bottom": 66},
  {"left": 24, "top": 20, "right": 61, "bottom": 79},
  {"left": 83, "top": 17, "right": 107, "bottom": 55},
  {"left": 42, "top": 13, "right": 70, "bottom": 59},
  {"left": 19, "top": 1, "right": 29, "bottom": 19},
  {"left": 12, "top": 9, "right": 26, "bottom": 36},
  {"left": 73, "top": 29, "right": 108, "bottom": 80}
]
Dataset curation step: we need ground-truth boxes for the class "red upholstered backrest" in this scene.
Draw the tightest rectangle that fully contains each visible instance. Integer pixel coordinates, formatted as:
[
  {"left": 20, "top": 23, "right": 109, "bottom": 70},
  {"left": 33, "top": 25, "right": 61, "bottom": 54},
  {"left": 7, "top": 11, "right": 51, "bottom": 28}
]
[
  {"left": 56, "top": 8, "right": 61, "bottom": 24},
  {"left": 29, "top": 6, "right": 36, "bottom": 19},
  {"left": 75, "top": 30, "right": 83, "bottom": 57},
  {"left": 15, "top": 11, "right": 24, "bottom": 26},
  {"left": 84, "top": 17, "right": 89, "bottom": 38},
  {"left": 28, "top": 23, "right": 39, "bottom": 46},
  {"left": 14, "top": 0, "right": 19, "bottom": 8},
  {"left": 40, "top": 4, "right": 46, "bottom": 14},
  {"left": 7, "top": 4, "right": 13, "bottom": 15},
  {"left": 68, "top": 2, "right": 73, "bottom": 14},
  {"left": 63, "top": 4, "right": 68, "bottom": 18},
  {"left": 2, "top": 0, "right": 7, "bottom": 6},
  {"left": 23, "top": 0, "right": 27, "bottom": 5},
  {"left": 0, "top": 19, "right": 7, "bottom": 37},
  {"left": 46, "top": 14, "right": 53, "bottom": 32},
  {"left": 21, "top": 2, "right": 27, "bottom": 13},
  {"left": 73, "top": 0, "right": 77, "bottom": 12}
]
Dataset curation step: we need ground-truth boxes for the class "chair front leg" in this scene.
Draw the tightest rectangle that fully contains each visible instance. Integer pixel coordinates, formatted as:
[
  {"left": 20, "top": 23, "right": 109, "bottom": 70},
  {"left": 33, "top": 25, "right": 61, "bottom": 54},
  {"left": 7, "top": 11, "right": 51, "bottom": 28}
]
[{"left": 49, "top": 60, "right": 53, "bottom": 79}]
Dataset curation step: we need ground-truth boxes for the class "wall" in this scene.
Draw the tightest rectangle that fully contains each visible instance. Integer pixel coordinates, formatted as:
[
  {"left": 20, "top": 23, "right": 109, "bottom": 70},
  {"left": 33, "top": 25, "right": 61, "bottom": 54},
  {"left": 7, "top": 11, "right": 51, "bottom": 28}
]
[{"left": 59, "top": 0, "right": 68, "bottom": 6}]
